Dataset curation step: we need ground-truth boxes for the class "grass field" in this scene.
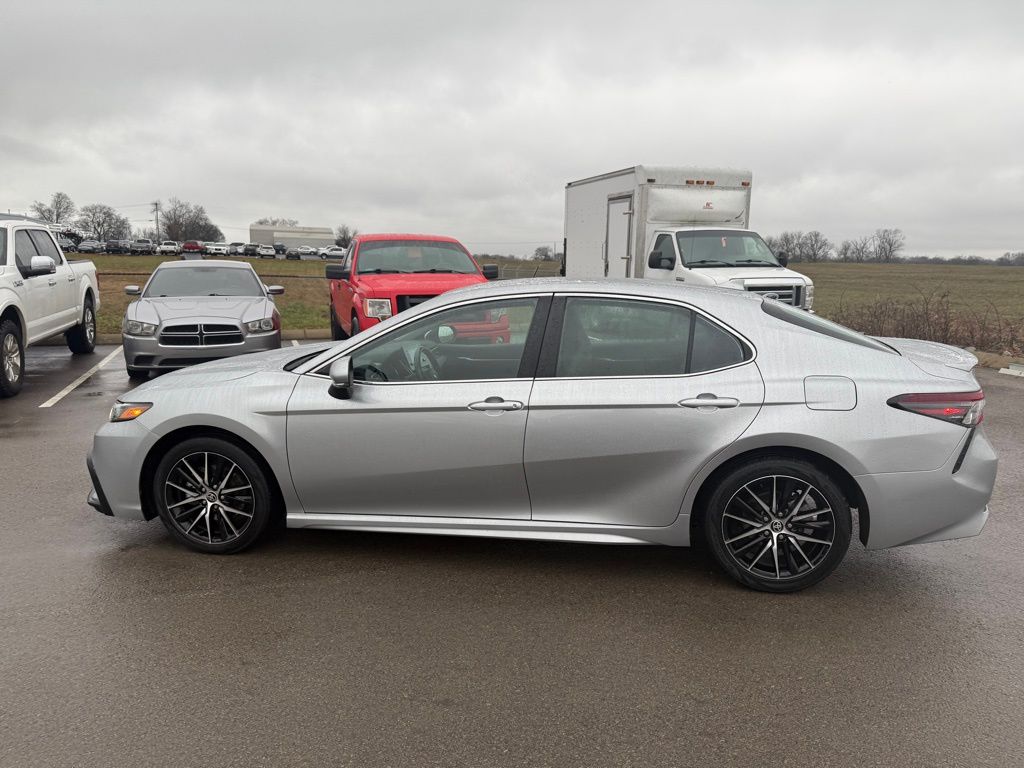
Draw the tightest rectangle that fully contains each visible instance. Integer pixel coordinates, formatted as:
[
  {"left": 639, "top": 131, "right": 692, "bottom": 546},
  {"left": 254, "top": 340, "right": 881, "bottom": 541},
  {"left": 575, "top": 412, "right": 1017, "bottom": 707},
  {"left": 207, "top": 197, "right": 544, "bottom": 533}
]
[{"left": 91, "top": 256, "right": 1024, "bottom": 350}]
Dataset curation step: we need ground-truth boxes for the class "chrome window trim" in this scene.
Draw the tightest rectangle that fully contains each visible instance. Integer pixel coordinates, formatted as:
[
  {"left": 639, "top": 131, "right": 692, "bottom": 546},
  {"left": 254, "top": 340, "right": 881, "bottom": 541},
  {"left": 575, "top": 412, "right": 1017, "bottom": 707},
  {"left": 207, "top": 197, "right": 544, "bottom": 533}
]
[
  {"left": 537, "top": 291, "right": 757, "bottom": 381},
  {"left": 297, "top": 291, "right": 555, "bottom": 380}
]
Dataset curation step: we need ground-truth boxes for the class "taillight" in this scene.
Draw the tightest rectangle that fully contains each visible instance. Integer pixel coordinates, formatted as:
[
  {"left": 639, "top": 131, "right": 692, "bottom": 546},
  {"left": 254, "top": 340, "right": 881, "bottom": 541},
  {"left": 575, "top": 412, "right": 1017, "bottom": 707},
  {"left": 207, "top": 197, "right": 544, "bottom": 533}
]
[{"left": 888, "top": 390, "right": 985, "bottom": 427}]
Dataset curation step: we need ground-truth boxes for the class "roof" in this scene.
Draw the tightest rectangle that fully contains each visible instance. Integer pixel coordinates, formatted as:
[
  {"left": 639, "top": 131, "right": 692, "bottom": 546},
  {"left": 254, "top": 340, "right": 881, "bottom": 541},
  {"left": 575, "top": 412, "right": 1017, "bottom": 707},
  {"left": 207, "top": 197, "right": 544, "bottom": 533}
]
[
  {"left": 355, "top": 233, "right": 464, "bottom": 244},
  {"left": 153, "top": 259, "right": 253, "bottom": 270}
]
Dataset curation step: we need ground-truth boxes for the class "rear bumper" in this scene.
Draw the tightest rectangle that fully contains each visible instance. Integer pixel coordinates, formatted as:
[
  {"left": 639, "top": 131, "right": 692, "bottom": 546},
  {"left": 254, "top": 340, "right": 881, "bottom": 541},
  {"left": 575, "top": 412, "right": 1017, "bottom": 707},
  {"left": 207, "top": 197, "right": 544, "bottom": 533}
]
[
  {"left": 123, "top": 331, "right": 281, "bottom": 371},
  {"left": 858, "top": 427, "right": 998, "bottom": 549}
]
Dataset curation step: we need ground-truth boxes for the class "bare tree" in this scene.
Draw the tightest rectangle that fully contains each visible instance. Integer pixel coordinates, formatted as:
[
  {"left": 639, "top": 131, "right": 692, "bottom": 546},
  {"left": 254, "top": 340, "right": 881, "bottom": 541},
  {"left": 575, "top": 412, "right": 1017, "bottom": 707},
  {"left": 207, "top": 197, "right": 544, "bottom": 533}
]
[
  {"left": 161, "top": 198, "right": 224, "bottom": 242},
  {"left": 837, "top": 235, "right": 874, "bottom": 263},
  {"left": 775, "top": 231, "right": 805, "bottom": 261},
  {"left": 335, "top": 225, "right": 359, "bottom": 248},
  {"left": 75, "top": 204, "right": 131, "bottom": 241},
  {"left": 30, "top": 192, "right": 76, "bottom": 225},
  {"left": 801, "top": 231, "right": 833, "bottom": 262},
  {"left": 254, "top": 217, "right": 299, "bottom": 227},
  {"left": 872, "top": 228, "right": 905, "bottom": 262},
  {"left": 533, "top": 245, "right": 554, "bottom": 261}
]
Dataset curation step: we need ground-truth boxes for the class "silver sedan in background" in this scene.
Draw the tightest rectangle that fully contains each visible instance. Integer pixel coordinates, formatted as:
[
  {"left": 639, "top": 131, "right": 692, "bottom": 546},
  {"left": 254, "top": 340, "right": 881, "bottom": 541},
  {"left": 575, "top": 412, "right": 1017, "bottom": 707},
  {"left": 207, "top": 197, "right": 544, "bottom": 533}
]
[
  {"left": 90, "top": 279, "right": 997, "bottom": 592},
  {"left": 121, "top": 260, "right": 284, "bottom": 379}
]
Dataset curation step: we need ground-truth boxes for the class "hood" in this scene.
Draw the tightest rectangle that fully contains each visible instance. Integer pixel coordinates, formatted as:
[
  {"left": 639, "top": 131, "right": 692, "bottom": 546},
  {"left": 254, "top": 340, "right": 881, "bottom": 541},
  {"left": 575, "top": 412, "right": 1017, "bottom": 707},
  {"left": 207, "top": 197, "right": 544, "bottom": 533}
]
[
  {"left": 875, "top": 337, "right": 979, "bottom": 382},
  {"left": 129, "top": 296, "right": 273, "bottom": 326},
  {"left": 695, "top": 266, "right": 808, "bottom": 287},
  {"left": 357, "top": 272, "right": 486, "bottom": 296},
  {"left": 125, "top": 342, "right": 337, "bottom": 395}
]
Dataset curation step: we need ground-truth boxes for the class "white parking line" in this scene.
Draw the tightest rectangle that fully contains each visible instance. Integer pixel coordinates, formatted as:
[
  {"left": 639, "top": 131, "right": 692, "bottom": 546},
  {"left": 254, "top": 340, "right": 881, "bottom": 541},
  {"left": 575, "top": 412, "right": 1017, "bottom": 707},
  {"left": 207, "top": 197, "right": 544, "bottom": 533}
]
[
  {"left": 38, "top": 346, "right": 124, "bottom": 409},
  {"left": 291, "top": 339, "right": 300, "bottom": 347}
]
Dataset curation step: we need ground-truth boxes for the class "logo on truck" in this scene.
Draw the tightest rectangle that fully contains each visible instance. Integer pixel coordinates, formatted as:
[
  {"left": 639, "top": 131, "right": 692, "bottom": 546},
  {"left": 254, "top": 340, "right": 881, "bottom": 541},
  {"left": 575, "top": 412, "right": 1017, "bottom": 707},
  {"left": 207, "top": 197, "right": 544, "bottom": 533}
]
[{"left": 703, "top": 202, "right": 714, "bottom": 210}]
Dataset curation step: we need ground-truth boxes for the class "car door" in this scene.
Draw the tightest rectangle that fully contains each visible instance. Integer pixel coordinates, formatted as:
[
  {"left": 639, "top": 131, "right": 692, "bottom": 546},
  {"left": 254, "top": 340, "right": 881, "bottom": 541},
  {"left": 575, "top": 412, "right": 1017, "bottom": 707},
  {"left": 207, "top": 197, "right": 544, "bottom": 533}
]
[
  {"left": 286, "top": 294, "right": 550, "bottom": 519},
  {"left": 29, "top": 230, "right": 77, "bottom": 330},
  {"left": 524, "top": 294, "right": 764, "bottom": 527},
  {"left": 12, "top": 229, "right": 59, "bottom": 342}
]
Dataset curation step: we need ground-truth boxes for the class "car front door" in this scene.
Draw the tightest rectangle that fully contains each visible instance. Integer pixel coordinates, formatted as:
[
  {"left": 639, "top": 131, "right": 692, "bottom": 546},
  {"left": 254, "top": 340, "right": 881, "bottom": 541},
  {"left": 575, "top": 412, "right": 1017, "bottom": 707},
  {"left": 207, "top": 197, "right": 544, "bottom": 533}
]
[
  {"left": 12, "top": 229, "right": 58, "bottom": 342},
  {"left": 29, "top": 230, "right": 77, "bottom": 330},
  {"left": 286, "top": 294, "right": 550, "bottom": 519},
  {"left": 524, "top": 294, "right": 765, "bottom": 527}
]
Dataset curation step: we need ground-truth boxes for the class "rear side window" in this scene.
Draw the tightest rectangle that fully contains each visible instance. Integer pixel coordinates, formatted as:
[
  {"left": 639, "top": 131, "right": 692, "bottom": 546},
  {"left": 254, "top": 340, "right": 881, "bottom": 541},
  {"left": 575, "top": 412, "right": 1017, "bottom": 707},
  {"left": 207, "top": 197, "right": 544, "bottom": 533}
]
[
  {"left": 554, "top": 297, "right": 751, "bottom": 377},
  {"left": 761, "top": 300, "right": 895, "bottom": 354}
]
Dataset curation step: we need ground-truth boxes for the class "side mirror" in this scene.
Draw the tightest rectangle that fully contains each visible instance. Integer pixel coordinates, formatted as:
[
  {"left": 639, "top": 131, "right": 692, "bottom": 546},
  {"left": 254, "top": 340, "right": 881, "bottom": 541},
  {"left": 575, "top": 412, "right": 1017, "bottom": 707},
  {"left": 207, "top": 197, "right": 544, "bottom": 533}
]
[
  {"left": 124, "top": 285, "right": 141, "bottom": 295},
  {"left": 266, "top": 285, "right": 285, "bottom": 295},
  {"left": 776, "top": 251, "right": 789, "bottom": 267},
  {"left": 328, "top": 356, "right": 353, "bottom": 400},
  {"left": 28, "top": 255, "right": 57, "bottom": 276},
  {"left": 647, "top": 251, "right": 675, "bottom": 270},
  {"left": 325, "top": 264, "right": 350, "bottom": 280},
  {"left": 481, "top": 264, "right": 499, "bottom": 280}
]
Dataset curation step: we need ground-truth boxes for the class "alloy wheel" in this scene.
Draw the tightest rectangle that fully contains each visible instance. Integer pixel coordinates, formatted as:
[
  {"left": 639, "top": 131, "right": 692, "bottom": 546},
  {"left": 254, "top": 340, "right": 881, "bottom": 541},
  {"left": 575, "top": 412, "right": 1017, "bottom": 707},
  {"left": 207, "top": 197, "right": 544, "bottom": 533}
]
[
  {"left": 85, "top": 307, "right": 96, "bottom": 344},
  {"left": 720, "top": 475, "right": 835, "bottom": 581},
  {"left": 163, "top": 451, "right": 255, "bottom": 545},
  {"left": 3, "top": 333, "right": 21, "bottom": 383}
]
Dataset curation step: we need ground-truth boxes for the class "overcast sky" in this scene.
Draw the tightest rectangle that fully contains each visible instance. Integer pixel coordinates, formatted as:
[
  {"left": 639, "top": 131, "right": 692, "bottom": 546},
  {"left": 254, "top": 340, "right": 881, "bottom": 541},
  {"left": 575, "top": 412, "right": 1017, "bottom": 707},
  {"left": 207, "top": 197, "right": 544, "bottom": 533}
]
[{"left": 2, "top": 1, "right": 1022, "bottom": 257}]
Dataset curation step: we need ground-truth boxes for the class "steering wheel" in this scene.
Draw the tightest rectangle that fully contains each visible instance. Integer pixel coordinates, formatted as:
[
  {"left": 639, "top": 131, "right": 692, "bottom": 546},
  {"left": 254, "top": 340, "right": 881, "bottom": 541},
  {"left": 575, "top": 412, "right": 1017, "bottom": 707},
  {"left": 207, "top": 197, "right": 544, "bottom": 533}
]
[{"left": 414, "top": 345, "right": 442, "bottom": 381}]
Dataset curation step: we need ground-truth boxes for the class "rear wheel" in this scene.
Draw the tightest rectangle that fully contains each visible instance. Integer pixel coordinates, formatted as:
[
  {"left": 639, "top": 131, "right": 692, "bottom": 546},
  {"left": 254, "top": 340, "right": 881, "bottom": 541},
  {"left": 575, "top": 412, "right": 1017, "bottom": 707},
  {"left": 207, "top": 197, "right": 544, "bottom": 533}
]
[
  {"left": 703, "top": 457, "right": 851, "bottom": 592},
  {"left": 66, "top": 298, "right": 97, "bottom": 354},
  {"left": 0, "top": 319, "right": 25, "bottom": 398},
  {"left": 153, "top": 437, "right": 273, "bottom": 554}
]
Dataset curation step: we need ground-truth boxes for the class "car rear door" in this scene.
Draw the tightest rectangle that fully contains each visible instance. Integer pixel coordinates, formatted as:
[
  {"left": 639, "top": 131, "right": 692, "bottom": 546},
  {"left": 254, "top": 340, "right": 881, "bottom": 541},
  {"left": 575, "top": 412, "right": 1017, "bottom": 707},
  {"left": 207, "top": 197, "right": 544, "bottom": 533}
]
[
  {"left": 286, "top": 294, "right": 550, "bottom": 519},
  {"left": 523, "top": 294, "right": 764, "bottom": 527}
]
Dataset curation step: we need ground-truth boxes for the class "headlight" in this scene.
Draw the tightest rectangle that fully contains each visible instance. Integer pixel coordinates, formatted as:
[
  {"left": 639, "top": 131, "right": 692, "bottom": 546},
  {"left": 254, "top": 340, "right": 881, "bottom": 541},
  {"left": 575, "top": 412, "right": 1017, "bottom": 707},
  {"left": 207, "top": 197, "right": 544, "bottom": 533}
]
[
  {"left": 110, "top": 402, "right": 152, "bottom": 422},
  {"left": 364, "top": 298, "right": 393, "bottom": 319},
  {"left": 246, "top": 318, "right": 276, "bottom": 332},
  {"left": 804, "top": 284, "right": 815, "bottom": 310},
  {"left": 123, "top": 319, "right": 156, "bottom": 336}
]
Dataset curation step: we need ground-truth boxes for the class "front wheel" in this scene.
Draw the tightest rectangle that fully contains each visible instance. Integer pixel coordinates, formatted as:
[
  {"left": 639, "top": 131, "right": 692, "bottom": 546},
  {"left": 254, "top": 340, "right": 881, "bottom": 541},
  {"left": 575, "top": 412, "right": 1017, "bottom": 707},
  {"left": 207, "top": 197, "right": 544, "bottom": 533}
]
[
  {"left": 0, "top": 319, "right": 25, "bottom": 398},
  {"left": 703, "top": 457, "right": 851, "bottom": 592},
  {"left": 66, "top": 298, "right": 97, "bottom": 354},
  {"left": 330, "top": 307, "right": 347, "bottom": 340},
  {"left": 153, "top": 437, "right": 274, "bottom": 554},
  {"left": 350, "top": 314, "right": 360, "bottom": 336}
]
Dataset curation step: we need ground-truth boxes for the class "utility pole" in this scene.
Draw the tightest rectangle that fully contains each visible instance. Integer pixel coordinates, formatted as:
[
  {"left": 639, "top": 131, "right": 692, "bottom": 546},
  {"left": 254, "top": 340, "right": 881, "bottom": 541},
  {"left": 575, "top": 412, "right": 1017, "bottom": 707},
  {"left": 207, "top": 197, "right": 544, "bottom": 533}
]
[{"left": 152, "top": 201, "right": 161, "bottom": 240}]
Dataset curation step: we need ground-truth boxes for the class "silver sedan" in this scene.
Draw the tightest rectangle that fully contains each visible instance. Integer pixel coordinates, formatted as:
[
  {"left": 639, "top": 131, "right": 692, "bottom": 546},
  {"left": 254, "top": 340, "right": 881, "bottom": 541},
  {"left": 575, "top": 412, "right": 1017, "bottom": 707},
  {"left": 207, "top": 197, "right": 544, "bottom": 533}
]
[
  {"left": 88, "top": 279, "right": 997, "bottom": 592},
  {"left": 121, "top": 260, "right": 284, "bottom": 379}
]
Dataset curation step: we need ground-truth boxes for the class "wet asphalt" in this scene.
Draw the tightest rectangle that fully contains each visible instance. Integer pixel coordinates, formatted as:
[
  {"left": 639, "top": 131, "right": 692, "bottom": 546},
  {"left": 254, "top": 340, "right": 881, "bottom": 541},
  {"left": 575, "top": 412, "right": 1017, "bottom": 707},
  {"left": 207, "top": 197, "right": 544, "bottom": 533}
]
[{"left": 0, "top": 346, "right": 1022, "bottom": 767}]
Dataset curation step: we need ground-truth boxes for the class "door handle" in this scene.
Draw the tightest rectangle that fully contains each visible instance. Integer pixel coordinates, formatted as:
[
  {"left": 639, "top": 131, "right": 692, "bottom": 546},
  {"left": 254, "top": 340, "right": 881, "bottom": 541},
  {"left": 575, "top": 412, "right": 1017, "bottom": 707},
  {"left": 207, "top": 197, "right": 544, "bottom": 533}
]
[
  {"left": 48, "top": 279, "right": 58, "bottom": 286},
  {"left": 67, "top": 275, "right": 76, "bottom": 282},
  {"left": 468, "top": 397, "right": 524, "bottom": 412},
  {"left": 678, "top": 394, "right": 740, "bottom": 409}
]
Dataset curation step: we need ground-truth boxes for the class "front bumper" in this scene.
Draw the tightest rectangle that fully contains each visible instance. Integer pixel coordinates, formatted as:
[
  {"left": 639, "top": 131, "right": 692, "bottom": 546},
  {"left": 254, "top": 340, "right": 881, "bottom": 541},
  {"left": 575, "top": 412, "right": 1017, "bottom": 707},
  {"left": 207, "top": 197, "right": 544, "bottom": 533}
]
[
  {"left": 123, "top": 331, "right": 281, "bottom": 371},
  {"left": 86, "top": 418, "right": 156, "bottom": 521},
  {"left": 858, "top": 427, "right": 998, "bottom": 549}
]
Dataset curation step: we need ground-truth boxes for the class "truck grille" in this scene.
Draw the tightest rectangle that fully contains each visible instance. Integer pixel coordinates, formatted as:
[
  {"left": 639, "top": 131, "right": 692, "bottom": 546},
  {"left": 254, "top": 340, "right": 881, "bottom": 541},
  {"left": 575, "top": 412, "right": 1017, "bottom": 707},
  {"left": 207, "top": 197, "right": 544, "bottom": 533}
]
[
  {"left": 745, "top": 284, "right": 802, "bottom": 307},
  {"left": 396, "top": 295, "right": 435, "bottom": 313},
  {"left": 160, "top": 323, "right": 244, "bottom": 346}
]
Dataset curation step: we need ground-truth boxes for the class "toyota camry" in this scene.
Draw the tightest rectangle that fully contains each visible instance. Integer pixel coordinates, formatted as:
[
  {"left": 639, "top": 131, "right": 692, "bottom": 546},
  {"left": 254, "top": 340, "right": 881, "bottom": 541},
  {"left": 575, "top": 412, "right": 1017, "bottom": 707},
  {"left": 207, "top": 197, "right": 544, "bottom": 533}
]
[{"left": 88, "top": 279, "right": 997, "bottom": 592}]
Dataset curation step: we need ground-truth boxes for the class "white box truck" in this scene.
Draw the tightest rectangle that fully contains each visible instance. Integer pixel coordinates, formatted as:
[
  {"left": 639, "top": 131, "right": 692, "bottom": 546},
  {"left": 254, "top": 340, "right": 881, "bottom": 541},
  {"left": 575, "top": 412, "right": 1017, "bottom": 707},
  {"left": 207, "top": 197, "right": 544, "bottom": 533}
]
[{"left": 563, "top": 166, "right": 813, "bottom": 310}]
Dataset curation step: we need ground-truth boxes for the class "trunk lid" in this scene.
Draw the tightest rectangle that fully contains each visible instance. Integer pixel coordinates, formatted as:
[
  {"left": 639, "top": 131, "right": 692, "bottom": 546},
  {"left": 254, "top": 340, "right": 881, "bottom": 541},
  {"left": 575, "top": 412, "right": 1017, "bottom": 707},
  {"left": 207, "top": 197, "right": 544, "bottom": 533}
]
[{"left": 875, "top": 337, "right": 979, "bottom": 382}]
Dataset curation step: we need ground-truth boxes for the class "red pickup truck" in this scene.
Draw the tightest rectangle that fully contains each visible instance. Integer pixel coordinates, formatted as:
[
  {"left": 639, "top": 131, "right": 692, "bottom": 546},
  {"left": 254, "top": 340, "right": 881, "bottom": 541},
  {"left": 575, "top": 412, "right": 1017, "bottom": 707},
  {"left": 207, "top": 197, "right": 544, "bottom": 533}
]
[{"left": 325, "top": 234, "right": 502, "bottom": 339}]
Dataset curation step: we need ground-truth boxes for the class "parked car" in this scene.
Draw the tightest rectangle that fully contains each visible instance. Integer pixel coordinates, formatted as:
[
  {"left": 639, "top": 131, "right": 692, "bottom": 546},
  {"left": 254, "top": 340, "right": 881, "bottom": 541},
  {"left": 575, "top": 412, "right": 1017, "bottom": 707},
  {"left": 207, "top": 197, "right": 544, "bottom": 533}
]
[
  {"left": 118, "top": 259, "right": 283, "bottom": 379},
  {"left": 130, "top": 239, "right": 156, "bottom": 255},
  {"left": 181, "top": 240, "right": 205, "bottom": 256},
  {"left": 294, "top": 246, "right": 317, "bottom": 259},
  {"left": 320, "top": 246, "right": 347, "bottom": 260},
  {"left": 105, "top": 239, "right": 132, "bottom": 254},
  {"left": 205, "top": 242, "right": 229, "bottom": 256},
  {"left": 77, "top": 240, "right": 104, "bottom": 254},
  {"left": 242, "top": 243, "right": 259, "bottom": 257},
  {"left": 325, "top": 233, "right": 499, "bottom": 340},
  {"left": 227, "top": 242, "right": 247, "bottom": 256},
  {"left": 0, "top": 218, "right": 100, "bottom": 397},
  {"left": 157, "top": 241, "right": 181, "bottom": 255},
  {"left": 285, "top": 248, "right": 301, "bottom": 260},
  {"left": 57, "top": 237, "right": 77, "bottom": 253},
  {"left": 88, "top": 279, "right": 997, "bottom": 592},
  {"left": 274, "top": 243, "right": 287, "bottom": 255},
  {"left": 257, "top": 244, "right": 277, "bottom": 259}
]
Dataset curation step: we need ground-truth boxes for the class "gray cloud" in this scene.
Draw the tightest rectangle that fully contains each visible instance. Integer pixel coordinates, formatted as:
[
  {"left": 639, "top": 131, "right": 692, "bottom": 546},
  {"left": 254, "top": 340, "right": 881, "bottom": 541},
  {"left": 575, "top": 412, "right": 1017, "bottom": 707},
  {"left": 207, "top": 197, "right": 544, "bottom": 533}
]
[{"left": 1, "top": 0, "right": 1021, "bottom": 255}]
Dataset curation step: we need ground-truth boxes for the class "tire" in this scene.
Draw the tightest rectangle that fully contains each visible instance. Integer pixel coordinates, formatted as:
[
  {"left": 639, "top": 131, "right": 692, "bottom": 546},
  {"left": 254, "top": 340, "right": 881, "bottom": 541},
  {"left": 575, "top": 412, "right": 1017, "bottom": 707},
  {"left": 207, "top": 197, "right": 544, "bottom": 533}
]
[
  {"left": 350, "top": 314, "right": 360, "bottom": 336},
  {"left": 0, "top": 319, "right": 25, "bottom": 398},
  {"left": 703, "top": 456, "right": 851, "bottom": 593},
  {"left": 126, "top": 366, "right": 148, "bottom": 381},
  {"left": 330, "top": 307, "right": 347, "bottom": 340},
  {"left": 66, "top": 298, "right": 97, "bottom": 354},
  {"left": 153, "top": 436, "right": 274, "bottom": 554}
]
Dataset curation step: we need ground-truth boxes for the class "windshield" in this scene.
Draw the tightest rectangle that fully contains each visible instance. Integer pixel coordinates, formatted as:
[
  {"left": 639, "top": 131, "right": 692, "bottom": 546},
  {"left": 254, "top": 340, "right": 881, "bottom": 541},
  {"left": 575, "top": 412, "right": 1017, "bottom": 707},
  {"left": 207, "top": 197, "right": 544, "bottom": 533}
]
[
  {"left": 144, "top": 266, "right": 264, "bottom": 298},
  {"left": 676, "top": 230, "right": 780, "bottom": 268},
  {"left": 357, "top": 240, "right": 477, "bottom": 274}
]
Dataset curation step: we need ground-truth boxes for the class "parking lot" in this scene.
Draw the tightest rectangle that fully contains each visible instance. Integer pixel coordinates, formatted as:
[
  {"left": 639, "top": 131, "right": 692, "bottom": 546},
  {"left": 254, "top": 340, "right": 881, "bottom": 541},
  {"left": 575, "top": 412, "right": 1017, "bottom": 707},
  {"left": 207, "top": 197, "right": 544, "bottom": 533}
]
[{"left": 1, "top": 346, "right": 1022, "bottom": 767}]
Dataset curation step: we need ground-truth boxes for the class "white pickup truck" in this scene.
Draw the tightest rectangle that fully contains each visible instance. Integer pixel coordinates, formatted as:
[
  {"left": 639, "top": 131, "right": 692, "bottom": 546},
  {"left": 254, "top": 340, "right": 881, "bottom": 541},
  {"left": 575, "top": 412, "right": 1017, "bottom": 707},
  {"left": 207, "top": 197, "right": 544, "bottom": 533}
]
[{"left": 0, "top": 216, "right": 100, "bottom": 397}]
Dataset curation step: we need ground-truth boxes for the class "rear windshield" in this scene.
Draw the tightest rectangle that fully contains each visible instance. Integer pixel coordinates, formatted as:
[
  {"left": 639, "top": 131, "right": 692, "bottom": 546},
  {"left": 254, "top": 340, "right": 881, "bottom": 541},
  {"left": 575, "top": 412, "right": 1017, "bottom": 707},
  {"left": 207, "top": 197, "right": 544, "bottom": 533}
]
[
  {"left": 145, "top": 266, "right": 264, "bottom": 298},
  {"left": 761, "top": 300, "right": 895, "bottom": 353},
  {"left": 357, "top": 240, "right": 477, "bottom": 274}
]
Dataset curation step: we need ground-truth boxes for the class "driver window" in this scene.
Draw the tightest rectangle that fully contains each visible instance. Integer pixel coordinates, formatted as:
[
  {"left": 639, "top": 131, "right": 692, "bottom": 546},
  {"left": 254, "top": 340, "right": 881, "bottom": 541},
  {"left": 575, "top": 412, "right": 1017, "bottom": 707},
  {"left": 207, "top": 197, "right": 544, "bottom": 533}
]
[
  {"left": 349, "top": 297, "right": 539, "bottom": 383},
  {"left": 29, "top": 230, "right": 62, "bottom": 264},
  {"left": 14, "top": 230, "right": 39, "bottom": 273}
]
